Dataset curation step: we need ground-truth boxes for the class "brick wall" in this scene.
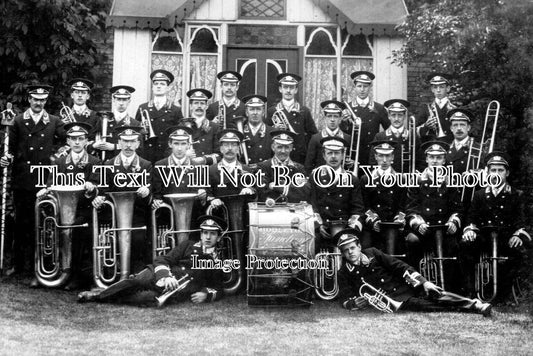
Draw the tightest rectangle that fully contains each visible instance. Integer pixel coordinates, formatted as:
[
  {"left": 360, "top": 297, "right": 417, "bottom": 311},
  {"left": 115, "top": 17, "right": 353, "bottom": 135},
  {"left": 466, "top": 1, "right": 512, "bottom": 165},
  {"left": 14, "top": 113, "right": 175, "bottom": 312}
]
[
  {"left": 91, "top": 28, "right": 114, "bottom": 111},
  {"left": 406, "top": 58, "right": 433, "bottom": 116}
]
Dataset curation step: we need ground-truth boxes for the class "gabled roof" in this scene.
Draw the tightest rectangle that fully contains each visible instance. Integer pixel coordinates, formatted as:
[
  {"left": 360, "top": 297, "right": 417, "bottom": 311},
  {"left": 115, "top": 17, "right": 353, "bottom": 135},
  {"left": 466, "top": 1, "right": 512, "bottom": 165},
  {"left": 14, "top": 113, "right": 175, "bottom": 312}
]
[{"left": 107, "top": 0, "right": 408, "bottom": 34}]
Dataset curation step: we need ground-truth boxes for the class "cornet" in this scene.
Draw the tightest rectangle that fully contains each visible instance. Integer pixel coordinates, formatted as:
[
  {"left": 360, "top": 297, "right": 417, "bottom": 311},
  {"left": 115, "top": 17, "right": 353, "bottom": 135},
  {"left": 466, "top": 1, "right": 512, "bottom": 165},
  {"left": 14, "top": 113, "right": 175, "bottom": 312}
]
[
  {"left": 139, "top": 108, "right": 156, "bottom": 139},
  {"left": 358, "top": 278, "right": 403, "bottom": 313},
  {"left": 155, "top": 274, "right": 193, "bottom": 307},
  {"left": 60, "top": 102, "right": 76, "bottom": 123},
  {"left": 427, "top": 103, "right": 446, "bottom": 138},
  {"left": 271, "top": 109, "right": 296, "bottom": 134}
]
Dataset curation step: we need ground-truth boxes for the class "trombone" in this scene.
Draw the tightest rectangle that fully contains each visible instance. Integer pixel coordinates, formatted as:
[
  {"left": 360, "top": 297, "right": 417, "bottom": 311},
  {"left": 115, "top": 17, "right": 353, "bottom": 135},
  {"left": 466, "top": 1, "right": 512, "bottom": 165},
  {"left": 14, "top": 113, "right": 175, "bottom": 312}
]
[
  {"left": 343, "top": 101, "right": 362, "bottom": 174},
  {"left": 401, "top": 116, "right": 417, "bottom": 174},
  {"left": 139, "top": 107, "right": 156, "bottom": 139},
  {"left": 60, "top": 102, "right": 76, "bottom": 123}
]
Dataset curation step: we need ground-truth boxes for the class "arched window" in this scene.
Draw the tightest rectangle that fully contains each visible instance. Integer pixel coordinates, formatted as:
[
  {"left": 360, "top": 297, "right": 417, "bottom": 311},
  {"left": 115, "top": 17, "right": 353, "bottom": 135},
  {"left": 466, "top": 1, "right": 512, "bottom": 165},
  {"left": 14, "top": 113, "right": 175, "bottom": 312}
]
[
  {"left": 151, "top": 27, "right": 184, "bottom": 106},
  {"left": 341, "top": 31, "right": 374, "bottom": 102},
  {"left": 188, "top": 25, "right": 220, "bottom": 102}
]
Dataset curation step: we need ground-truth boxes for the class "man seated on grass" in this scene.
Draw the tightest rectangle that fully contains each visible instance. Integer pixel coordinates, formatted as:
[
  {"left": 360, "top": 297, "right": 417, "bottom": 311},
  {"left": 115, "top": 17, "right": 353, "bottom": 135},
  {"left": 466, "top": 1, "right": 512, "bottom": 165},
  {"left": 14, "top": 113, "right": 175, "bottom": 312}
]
[
  {"left": 336, "top": 228, "right": 492, "bottom": 316},
  {"left": 78, "top": 215, "right": 226, "bottom": 306}
]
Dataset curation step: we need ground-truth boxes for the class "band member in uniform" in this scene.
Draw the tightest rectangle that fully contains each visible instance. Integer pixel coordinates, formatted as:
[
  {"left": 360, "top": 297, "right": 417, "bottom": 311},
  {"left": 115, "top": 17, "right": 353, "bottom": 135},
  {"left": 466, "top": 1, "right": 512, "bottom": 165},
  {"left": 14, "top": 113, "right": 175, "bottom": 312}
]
[
  {"left": 340, "top": 71, "right": 390, "bottom": 169},
  {"left": 461, "top": 152, "right": 531, "bottom": 299},
  {"left": 67, "top": 78, "right": 99, "bottom": 142},
  {"left": 309, "top": 137, "right": 364, "bottom": 243},
  {"left": 371, "top": 99, "right": 423, "bottom": 173},
  {"left": 446, "top": 108, "right": 479, "bottom": 173},
  {"left": 135, "top": 70, "right": 184, "bottom": 164},
  {"left": 36, "top": 122, "right": 100, "bottom": 289},
  {"left": 266, "top": 73, "right": 318, "bottom": 164},
  {"left": 78, "top": 215, "right": 226, "bottom": 305},
  {"left": 92, "top": 85, "right": 142, "bottom": 159},
  {"left": 242, "top": 94, "right": 273, "bottom": 165},
  {"left": 207, "top": 129, "right": 256, "bottom": 208},
  {"left": 305, "top": 100, "right": 351, "bottom": 175},
  {"left": 152, "top": 126, "right": 207, "bottom": 229},
  {"left": 187, "top": 89, "right": 220, "bottom": 158},
  {"left": 405, "top": 141, "right": 463, "bottom": 291},
  {"left": 360, "top": 141, "right": 407, "bottom": 250},
  {"left": 0, "top": 84, "right": 65, "bottom": 282},
  {"left": 416, "top": 73, "right": 457, "bottom": 142},
  {"left": 257, "top": 130, "right": 309, "bottom": 204},
  {"left": 336, "top": 230, "right": 492, "bottom": 316},
  {"left": 92, "top": 125, "right": 152, "bottom": 271},
  {"left": 206, "top": 71, "right": 245, "bottom": 129}
]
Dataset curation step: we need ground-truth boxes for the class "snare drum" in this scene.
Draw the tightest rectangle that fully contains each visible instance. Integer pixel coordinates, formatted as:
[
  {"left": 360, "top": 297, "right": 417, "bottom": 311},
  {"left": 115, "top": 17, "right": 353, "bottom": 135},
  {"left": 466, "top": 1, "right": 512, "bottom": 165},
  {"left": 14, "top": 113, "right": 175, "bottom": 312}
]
[{"left": 247, "top": 202, "right": 315, "bottom": 307}]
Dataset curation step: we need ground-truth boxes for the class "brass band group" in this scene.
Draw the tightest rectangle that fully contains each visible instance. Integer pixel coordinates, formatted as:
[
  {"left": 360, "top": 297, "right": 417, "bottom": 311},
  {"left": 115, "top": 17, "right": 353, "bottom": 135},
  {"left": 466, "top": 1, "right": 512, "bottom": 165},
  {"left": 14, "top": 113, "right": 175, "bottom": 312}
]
[{"left": 1, "top": 68, "right": 530, "bottom": 316}]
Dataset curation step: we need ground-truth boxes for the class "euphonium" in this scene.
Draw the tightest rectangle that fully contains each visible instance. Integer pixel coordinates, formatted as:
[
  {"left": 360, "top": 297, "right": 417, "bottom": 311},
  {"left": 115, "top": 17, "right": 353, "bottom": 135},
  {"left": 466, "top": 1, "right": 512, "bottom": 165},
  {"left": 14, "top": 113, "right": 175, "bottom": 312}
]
[
  {"left": 314, "top": 220, "right": 345, "bottom": 300},
  {"left": 60, "top": 102, "right": 76, "bottom": 123},
  {"left": 271, "top": 108, "right": 296, "bottom": 134},
  {"left": 35, "top": 186, "right": 88, "bottom": 287},
  {"left": 475, "top": 228, "right": 507, "bottom": 302},
  {"left": 343, "top": 101, "right": 362, "bottom": 173},
  {"left": 92, "top": 191, "right": 147, "bottom": 288},
  {"left": 358, "top": 278, "right": 403, "bottom": 313},
  {"left": 151, "top": 193, "right": 199, "bottom": 261},
  {"left": 139, "top": 108, "right": 156, "bottom": 139},
  {"left": 155, "top": 274, "right": 193, "bottom": 307},
  {"left": 234, "top": 116, "right": 250, "bottom": 165}
]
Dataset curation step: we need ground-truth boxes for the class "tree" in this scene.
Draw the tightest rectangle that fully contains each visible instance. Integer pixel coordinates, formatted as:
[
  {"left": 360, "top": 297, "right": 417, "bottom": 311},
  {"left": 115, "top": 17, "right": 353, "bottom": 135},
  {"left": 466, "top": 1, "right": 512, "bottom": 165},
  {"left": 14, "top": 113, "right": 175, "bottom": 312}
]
[{"left": 0, "top": 0, "right": 109, "bottom": 112}]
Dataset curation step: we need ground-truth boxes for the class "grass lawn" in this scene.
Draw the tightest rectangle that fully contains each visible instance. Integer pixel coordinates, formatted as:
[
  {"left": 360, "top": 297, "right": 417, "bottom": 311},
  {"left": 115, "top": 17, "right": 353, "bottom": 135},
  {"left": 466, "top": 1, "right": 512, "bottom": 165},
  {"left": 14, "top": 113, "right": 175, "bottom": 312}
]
[{"left": 1, "top": 276, "right": 532, "bottom": 356}]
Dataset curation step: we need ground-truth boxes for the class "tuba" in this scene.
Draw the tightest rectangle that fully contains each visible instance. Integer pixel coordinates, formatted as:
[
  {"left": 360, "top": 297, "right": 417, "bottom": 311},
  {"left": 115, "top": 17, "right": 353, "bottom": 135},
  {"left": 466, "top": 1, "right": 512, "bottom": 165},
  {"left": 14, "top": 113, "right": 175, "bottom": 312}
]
[
  {"left": 151, "top": 193, "right": 199, "bottom": 260},
  {"left": 234, "top": 116, "right": 250, "bottom": 165},
  {"left": 358, "top": 278, "right": 403, "bottom": 313},
  {"left": 92, "top": 191, "right": 147, "bottom": 288},
  {"left": 207, "top": 194, "right": 251, "bottom": 295},
  {"left": 314, "top": 220, "right": 345, "bottom": 300},
  {"left": 343, "top": 101, "right": 362, "bottom": 173},
  {"left": 475, "top": 227, "right": 507, "bottom": 302},
  {"left": 419, "top": 225, "right": 456, "bottom": 290},
  {"left": 35, "top": 186, "right": 89, "bottom": 287},
  {"left": 139, "top": 108, "right": 156, "bottom": 139}
]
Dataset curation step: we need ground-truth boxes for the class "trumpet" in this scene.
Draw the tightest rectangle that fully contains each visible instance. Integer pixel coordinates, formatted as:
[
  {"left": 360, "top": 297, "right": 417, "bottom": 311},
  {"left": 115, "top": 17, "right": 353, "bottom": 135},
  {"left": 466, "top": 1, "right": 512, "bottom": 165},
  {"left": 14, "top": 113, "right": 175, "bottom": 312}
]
[
  {"left": 234, "top": 116, "right": 250, "bottom": 165},
  {"left": 427, "top": 103, "right": 446, "bottom": 138},
  {"left": 358, "top": 278, "right": 403, "bottom": 313},
  {"left": 60, "top": 102, "right": 76, "bottom": 123},
  {"left": 343, "top": 101, "right": 362, "bottom": 174},
  {"left": 34, "top": 186, "right": 89, "bottom": 287},
  {"left": 218, "top": 103, "right": 226, "bottom": 129},
  {"left": 155, "top": 274, "right": 193, "bottom": 307},
  {"left": 139, "top": 108, "right": 156, "bottom": 139},
  {"left": 271, "top": 109, "right": 296, "bottom": 134}
]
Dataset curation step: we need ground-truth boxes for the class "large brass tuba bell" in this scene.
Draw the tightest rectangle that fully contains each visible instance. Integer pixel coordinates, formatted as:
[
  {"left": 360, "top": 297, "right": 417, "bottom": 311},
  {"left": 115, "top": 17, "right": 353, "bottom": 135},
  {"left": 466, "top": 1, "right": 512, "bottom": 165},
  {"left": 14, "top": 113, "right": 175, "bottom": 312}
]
[
  {"left": 419, "top": 225, "right": 457, "bottom": 290},
  {"left": 314, "top": 220, "right": 345, "bottom": 300},
  {"left": 151, "top": 193, "right": 199, "bottom": 260},
  {"left": 475, "top": 227, "right": 507, "bottom": 302},
  {"left": 92, "top": 191, "right": 147, "bottom": 288},
  {"left": 35, "top": 186, "right": 89, "bottom": 287}
]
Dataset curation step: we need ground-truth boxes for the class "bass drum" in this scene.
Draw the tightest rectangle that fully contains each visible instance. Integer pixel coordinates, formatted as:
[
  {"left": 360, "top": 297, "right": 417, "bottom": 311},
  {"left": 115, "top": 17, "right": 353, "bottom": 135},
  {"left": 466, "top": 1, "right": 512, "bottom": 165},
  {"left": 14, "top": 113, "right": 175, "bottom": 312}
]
[{"left": 247, "top": 202, "right": 315, "bottom": 307}]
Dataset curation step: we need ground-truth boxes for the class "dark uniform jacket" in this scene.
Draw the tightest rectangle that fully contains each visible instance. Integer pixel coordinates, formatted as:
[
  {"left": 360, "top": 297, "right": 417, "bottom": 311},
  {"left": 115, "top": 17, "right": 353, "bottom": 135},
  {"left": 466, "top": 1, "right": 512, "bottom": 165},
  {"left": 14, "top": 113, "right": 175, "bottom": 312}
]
[
  {"left": 406, "top": 169, "right": 462, "bottom": 229},
  {"left": 304, "top": 129, "right": 351, "bottom": 175},
  {"left": 71, "top": 106, "right": 99, "bottom": 142},
  {"left": 135, "top": 100, "right": 184, "bottom": 163},
  {"left": 206, "top": 160, "right": 256, "bottom": 199},
  {"left": 309, "top": 166, "right": 364, "bottom": 224},
  {"left": 153, "top": 240, "right": 224, "bottom": 302},
  {"left": 361, "top": 168, "right": 407, "bottom": 224},
  {"left": 9, "top": 110, "right": 65, "bottom": 191},
  {"left": 92, "top": 114, "right": 142, "bottom": 159},
  {"left": 416, "top": 100, "right": 457, "bottom": 143},
  {"left": 465, "top": 185, "right": 529, "bottom": 240},
  {"left": 446, "top": 137, "right": 481, "bottom": 174},
  {"left": 206, "top": 99, "right": 246, "bottom": 130},
  {"left": 371, "top": 127, "right": 424, "bottom": 173},
  {"left": 338, "top": 247, "right": 427, "bottom": 305},
  {"left": 340, "top": 101, "right": 390, "bottom": 167},
  {"left": 191, "top": 119, "right": 220, "bottom": 157},
  {"left": 243, "top": 123, "right": 273, "bottom": 165},
  {"left": 257, "top": 157, "right": 309, "bottom": 203},
  {"left": 266, "top": 102, "right": 318, "bottom": 164}
]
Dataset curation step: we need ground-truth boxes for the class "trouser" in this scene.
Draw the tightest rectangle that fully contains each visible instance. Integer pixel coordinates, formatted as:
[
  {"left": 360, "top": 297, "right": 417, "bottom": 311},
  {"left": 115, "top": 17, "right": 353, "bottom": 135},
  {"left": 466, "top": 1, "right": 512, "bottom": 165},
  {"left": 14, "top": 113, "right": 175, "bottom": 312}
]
[
  {"left": 402, "top": 291, "right": 478, "bottom": 313},
  {"left": 361, "top": 229, "right": 406, "bottom": 256},
  {"left": 13, "top": 189, "right": 37, "bottom": 273}
]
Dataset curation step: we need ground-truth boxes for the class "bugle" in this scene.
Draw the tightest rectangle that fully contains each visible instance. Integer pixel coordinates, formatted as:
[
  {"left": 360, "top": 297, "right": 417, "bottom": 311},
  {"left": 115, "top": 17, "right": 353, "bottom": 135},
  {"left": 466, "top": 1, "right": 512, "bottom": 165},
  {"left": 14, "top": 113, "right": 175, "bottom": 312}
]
[
  {"left": 1, "top": 102, "right": 15, "bottom": 271},
  {"left": 35, "top": 186, "right": 89, "bottom": 287},
  {"left": 418, "top": 225, "right": 456, "bottom": 290},
  {"left": 475, "top": 227, "right": 507, "bottom": 302},
  {"left": 92, "top": 191, "right": 147, "bottom": 288},
  {"left": 60, "top": 102, "right": 76, "bottom": 123},
  {"left": 271, "top": 109, "right": 296, "bottom": 134},
  {"left": 343, "top": 101, "right": 362, "bottom": 173},
  {"left": 427, "top": 103, "right": 446, "bottom": 138},
  {"left": 155, "top": 274, "right": 193, "bottom": 307},
  {"left": 139, "top": 108, "right": 156, "bottom": 139},
  {"left": 359, "top": 278, "right": 403, "bottom": 313},
  {"left": 314, "top": 220, "right": 345, "bottom": 300},
  {"left": 234, "top": 116, "right": 250, "bottom": 165},
  {"left": 151, "top": 193, "right": 199, "bottom": 261}
]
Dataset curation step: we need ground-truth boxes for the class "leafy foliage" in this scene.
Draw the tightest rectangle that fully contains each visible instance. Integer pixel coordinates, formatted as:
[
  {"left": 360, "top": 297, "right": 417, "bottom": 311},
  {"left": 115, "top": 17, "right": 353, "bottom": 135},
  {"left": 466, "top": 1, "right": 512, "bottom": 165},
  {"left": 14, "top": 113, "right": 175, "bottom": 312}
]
[{"left": 0, "top": 0, "right": 109, "bottom": 112}]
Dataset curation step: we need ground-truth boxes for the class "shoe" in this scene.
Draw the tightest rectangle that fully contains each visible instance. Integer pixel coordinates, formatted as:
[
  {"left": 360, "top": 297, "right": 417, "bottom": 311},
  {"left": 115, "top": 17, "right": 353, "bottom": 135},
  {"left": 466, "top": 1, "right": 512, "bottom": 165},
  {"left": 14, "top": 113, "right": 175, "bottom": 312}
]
[
  {"left": 29, "top": 278, "right": 40, "bottom": 288},
  {"left": 474, "top": 299, "right": 492, "bottom": 317},
  {"left": 77, "top": 289, "right": 103, "bottom": 303}
]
